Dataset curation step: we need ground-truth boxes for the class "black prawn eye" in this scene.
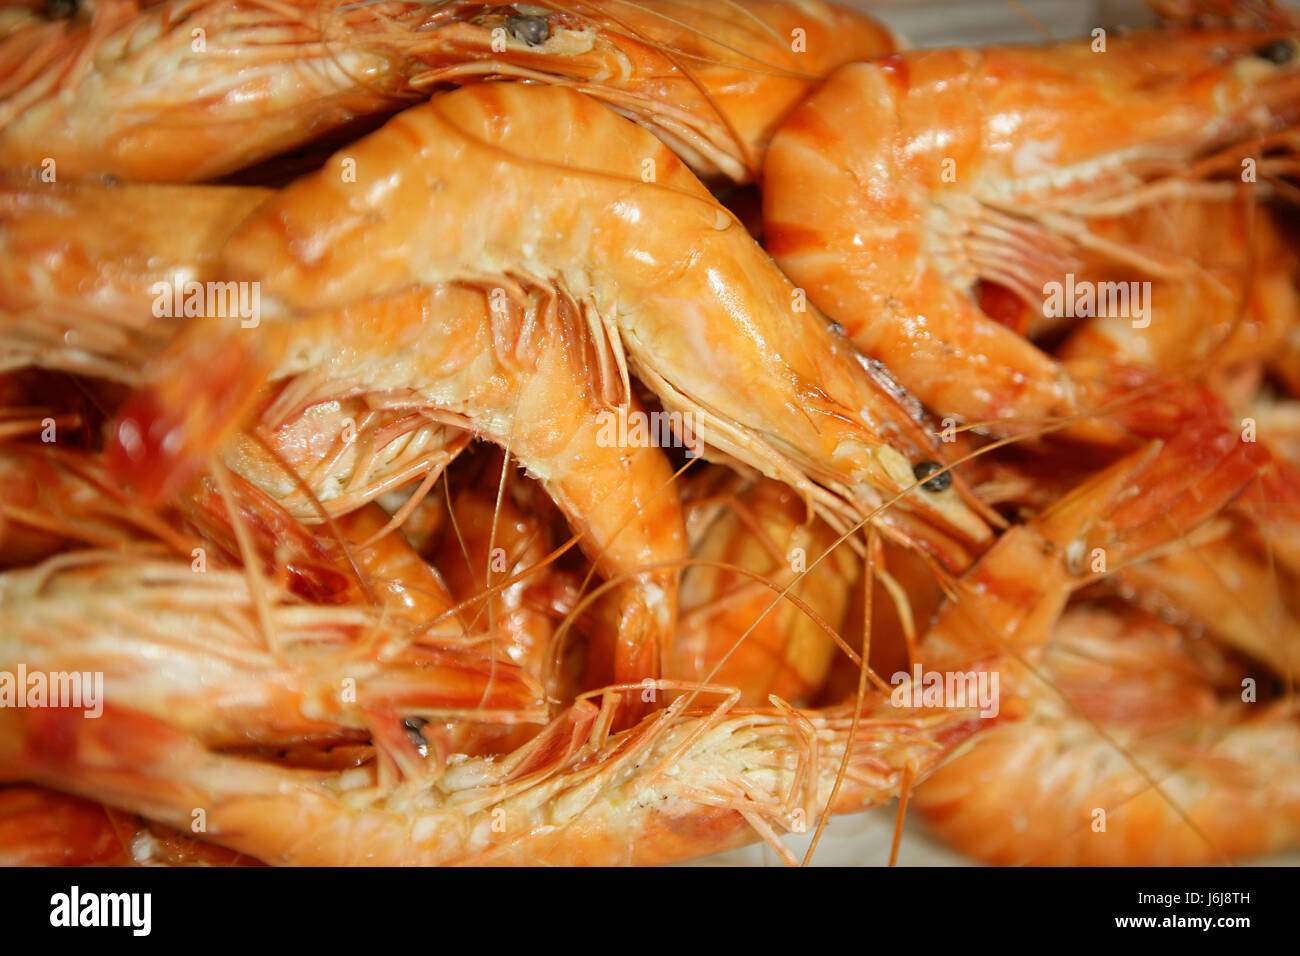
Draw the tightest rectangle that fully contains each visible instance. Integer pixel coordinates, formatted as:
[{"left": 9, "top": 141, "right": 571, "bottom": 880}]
[
  {"left": 506, "top": 13, "right": 550, "bottom": 46},
  {"left": 1254, "top": 40, "right": 1295, "bottom": 65},
  {"left": 913, "top": 460, "right": 952, "bottom": 493},
  {"left": 44, "top": 0, "right": 80, "bottom": 19},
  {"left": 403, "top": 716, "right": 429, "bottom": 749}
]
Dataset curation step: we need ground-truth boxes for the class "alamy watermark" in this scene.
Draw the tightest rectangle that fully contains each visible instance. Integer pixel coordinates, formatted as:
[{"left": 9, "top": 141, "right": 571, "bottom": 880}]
[
  {"left": 50, "top": 886, "right": 150, "bottom": 936},
  {"left": 150, "top": 276, "right": 261, "bottom": 328},
  {"left": 0, "top": 665, "right": 103, "bottom": 718},
  {"left": 595, "top": 408, "right": 701, "bottom": 453},
  {"left": 1043, "top": 274, "right": 1152, "bottom": 329},
  {"left": 890, "top": 664, "right": 999, "bottom": 718}
]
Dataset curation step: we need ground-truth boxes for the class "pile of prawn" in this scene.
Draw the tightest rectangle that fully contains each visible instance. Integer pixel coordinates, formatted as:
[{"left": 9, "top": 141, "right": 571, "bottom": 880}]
[{"left": 1, "top": 0, "right": 1300, "bottom": 867}]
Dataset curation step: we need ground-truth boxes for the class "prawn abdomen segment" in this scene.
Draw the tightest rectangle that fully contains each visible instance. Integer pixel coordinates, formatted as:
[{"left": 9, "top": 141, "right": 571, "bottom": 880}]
[
  {"left": 765, "top": 59, "right": 1076, "bottom": 426},
  {"left": 218, "top": 83, "right": 707, "bottom": 310}
]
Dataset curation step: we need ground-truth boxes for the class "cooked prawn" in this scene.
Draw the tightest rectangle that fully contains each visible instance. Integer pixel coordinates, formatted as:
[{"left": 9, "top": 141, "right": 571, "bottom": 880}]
[
  {"left": 913, "top": 602, "right": 1300, "bottom": 865},
  {"left": 0, "top": 440, "right": 201, "bottom": 568},
  {"left": 3, "top": 166, "right": 688, "bottom": 691},
  {"left": 1110, "top": 514, "right": 1300, "bottom": 683},
  {"left": 0, "top": 0, "right": 893, "bottom": 184},
  {"left": 221, "top": 396, "right": 470, "bottom": 522},
  {"left": 0, "top": 555, "right": 548, "bottom": 749},
  {"left": 0, "top": 174, "right": 467, "bottom": 519},
  {"left": 0, "top": 671, "right": 984, "bottom": 866},
  {"left": 109, "top": 82, "right": 994, "bottom": 580},
  {"left": 126, "top": 277, "right": 688, "bottom": 689},
  {"left": 764, "top": 23, "right": 1300, "bottom": 431},
  {"left": 899, "top": 414, "right": 1299, "bottom": 864}
]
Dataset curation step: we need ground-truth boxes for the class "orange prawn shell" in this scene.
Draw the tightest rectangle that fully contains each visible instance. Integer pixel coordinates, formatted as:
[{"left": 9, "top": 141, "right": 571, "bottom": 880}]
[
  {"left": 764, "top": 25, "right": 1300, "bottom": 425},
  {"left": 0, "top": 0, "right": 893, "bottom": 183}
]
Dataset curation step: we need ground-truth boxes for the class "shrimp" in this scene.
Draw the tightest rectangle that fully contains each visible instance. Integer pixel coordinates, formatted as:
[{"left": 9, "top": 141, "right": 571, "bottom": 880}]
[
  {"left": 0, "top": 424, "right": 572, "bottom": 763},
  {"left": 128, "top": 277, "right": 688, "bottom": 689},
  {"left": 0, "top": 673, "right": 984, "bottom": 866},
  {"left": 912, "top": 602, "right": 1300, "bottom": 865},
  {"left": 8, "top": 162, "right": 688, "bottom": 691},
  {"left": 0, "top": 174, "right": 467, "bottom": 518},
  {"left": 0, "top": 554, "right": 549, "bottom": 751},
  {"left": 0, "top": 429, "right": 468, "bottom": 640},
  {"left": 898, "top": 406, "right": 1299, "bottom": 864},
  {"left": 670, "top": 471, "right": 858, "bottom": 707},
  {"left": 0, "top": 446, "right": 981, "bottom": 865},
  {"left": 763, "top": 22, "right": 1300, "bottom": 431},
  {"left": 0, "top": 0, "right": 893, "bottom": 184},
  {"left": 108, "top": 82, "right": 994, "bottom": 584},
  {"left": 0, "top": 410, "right": 460, "bottom": 612},
  {"left": 320, "top": 503, "right": 464, "bottom": 629},
  {"left": 186, "top": 489, "right": 472, "bottom": 633},
  {"left": 904, "top": 370, "right": 1300, "bottom": 680}
]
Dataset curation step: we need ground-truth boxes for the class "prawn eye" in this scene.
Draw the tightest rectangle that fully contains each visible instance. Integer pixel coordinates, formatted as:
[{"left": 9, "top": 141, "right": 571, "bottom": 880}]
[
  {"left": 1253, "top": 40, "right": 1295, "bottom": 65},
  {"left": 403, "top": 716, "right": 429, "bottom": 750},
  {"left": 44, "top": 0, "right": 79, "bottom": 19},
  {"left": 506, "top": 13, "right": 550, "bottom": 46},
  {"left": 913, "top": 461, "right": 951, "bottom": 493}
]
